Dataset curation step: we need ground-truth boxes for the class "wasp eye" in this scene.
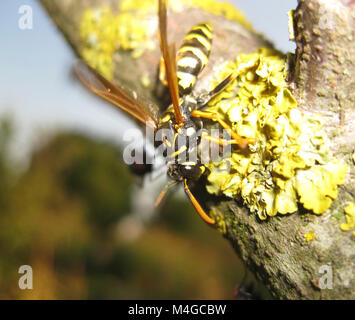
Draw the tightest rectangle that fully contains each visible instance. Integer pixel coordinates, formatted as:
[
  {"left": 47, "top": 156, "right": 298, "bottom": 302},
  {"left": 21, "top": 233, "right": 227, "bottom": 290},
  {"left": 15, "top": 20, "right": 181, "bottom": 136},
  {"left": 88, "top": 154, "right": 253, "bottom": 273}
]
[{"left": 178, "top": 164, "right": 203, "bottom": 181}]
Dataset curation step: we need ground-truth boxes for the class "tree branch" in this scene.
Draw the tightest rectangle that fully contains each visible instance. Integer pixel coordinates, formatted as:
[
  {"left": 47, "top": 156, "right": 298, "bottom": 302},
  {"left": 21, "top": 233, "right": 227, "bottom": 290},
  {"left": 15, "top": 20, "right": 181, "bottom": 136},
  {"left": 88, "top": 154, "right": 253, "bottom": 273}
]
[{"left": 40, "top": 0, "right": 355, "bottom": 299}]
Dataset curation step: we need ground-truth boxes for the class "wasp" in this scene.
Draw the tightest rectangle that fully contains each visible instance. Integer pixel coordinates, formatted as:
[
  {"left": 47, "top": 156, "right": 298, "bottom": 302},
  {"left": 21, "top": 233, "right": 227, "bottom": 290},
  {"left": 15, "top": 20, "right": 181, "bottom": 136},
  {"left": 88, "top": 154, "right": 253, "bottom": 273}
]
[{"left": 75, "top": 0, "right": 255, "bottom": 226}]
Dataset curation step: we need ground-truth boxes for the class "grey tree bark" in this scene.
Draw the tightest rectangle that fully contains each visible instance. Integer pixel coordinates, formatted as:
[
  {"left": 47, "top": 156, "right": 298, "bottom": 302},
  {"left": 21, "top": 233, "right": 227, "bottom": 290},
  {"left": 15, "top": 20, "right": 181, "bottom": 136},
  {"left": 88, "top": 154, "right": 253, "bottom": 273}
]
[{"left": 39, "top": 0, "right": 355, "bottom": 299}]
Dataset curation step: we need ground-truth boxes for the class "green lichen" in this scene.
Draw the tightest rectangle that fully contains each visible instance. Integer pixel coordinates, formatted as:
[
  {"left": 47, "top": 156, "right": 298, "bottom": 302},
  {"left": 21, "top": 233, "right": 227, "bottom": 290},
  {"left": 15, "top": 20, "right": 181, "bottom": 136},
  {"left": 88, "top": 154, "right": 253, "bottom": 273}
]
[
  {"left": 331, "top": 208, "right": 347, "bottom": 224},
  {"left": 205, "top": 48, "right": 348, "bottom": 220},
  {"left": 79, "top": 0, "right": 251, "bottom": 78}
]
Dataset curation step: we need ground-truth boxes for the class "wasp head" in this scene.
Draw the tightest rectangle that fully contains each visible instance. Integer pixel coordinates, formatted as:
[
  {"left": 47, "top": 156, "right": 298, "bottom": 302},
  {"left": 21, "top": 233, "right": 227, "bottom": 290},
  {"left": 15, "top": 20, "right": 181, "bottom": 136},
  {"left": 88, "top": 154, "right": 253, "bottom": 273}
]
[{"left": 167, "top": 162, "right": 205, "bottom": 182}]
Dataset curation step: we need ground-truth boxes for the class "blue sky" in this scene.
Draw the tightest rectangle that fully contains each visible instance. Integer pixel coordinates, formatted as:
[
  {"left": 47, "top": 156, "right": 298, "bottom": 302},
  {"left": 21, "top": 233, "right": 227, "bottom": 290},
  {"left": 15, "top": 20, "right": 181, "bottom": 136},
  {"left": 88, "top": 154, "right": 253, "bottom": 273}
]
[{"left": 0, "top": 0, "right": 297, "bottom": 164}]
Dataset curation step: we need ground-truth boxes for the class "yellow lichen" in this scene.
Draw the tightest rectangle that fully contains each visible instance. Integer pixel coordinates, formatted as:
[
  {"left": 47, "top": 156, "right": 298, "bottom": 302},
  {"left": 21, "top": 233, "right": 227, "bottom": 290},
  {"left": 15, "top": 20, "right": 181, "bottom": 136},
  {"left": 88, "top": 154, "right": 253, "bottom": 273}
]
[
  {"left": 295, "top": 162, "right": 348, "bottom": 214},
  {"left": 304, "top": 229, "right": 316, "bottom": 242},
  {"left": 209, "top": 208, "right": 227, "bottom": 234},
  {"left": 79, "top": 3, "right": 157, "bottom": 78},
  {"left": 340, "top": 202, "right": 355, "bottom": 233},
  {"left": 181, "top": 0, "right": 252, "bottom": 30},
  {"left": 79, "top": 0, "right": 251, "bottom": 78},
  {"left": 119, "top": 0, "right": 252, "bottom": 28},
  {"left": 80, "top": 7, "right": 119, "bottom": 78},
  {"left": 205, "top": 48, "right": 348, "bottom": 220},
  {"left": 352, "top": 150, "right": 355, "bottom": 164}
]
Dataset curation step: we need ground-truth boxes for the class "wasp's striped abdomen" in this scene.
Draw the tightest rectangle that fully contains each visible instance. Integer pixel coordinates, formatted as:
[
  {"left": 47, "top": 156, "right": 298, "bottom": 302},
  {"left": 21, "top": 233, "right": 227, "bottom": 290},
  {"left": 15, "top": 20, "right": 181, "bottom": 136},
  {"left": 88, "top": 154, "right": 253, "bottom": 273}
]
[{"left": 176, "top": 23, "right": 213, "bottom": 96}]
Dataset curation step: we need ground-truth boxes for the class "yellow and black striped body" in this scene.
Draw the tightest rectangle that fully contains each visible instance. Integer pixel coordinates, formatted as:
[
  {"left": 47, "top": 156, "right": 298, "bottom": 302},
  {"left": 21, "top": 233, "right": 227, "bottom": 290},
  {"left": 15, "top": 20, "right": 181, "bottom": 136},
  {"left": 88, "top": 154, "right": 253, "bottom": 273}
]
[
  {"left": 156, "top": 95, "right": 206, "bottom": 182},
  {"left": 176, "top": 23, "right": 213, "bottom": 95}
]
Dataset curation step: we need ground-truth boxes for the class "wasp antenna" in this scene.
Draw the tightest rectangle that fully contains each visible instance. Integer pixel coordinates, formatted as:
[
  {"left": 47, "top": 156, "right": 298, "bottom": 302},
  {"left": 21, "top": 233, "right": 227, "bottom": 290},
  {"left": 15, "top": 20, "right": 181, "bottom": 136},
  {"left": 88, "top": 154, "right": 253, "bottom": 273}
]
[{"left": 183, "top": 179, "right": 215, "bottom": 226}]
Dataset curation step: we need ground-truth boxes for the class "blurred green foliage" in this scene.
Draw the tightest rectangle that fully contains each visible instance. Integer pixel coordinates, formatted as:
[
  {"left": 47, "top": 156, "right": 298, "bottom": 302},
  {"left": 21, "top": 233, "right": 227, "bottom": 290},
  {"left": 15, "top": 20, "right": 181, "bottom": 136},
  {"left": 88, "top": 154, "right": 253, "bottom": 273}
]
[
  {"left": 0, "top": 116, "right": 13, "bottom": 211},
  {"left": 0, "top": 120, "right": 267, "bottom": 299}
]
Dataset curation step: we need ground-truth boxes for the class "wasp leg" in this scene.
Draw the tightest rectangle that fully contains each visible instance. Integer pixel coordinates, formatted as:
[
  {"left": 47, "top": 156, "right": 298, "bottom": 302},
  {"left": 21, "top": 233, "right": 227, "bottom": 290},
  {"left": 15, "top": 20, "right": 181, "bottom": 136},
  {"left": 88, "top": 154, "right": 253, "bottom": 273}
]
[
  {"left": 159, "top": 56, "right": 168, "bottom": 87},
  {"left": 155, "top": 181, "right": 178, "bottom": 207},
  {"left": 201, "top": 132, "right": 239, "bottom": 146},
  {"left": 197, "top": 69, "right": 239, "bottom": 107},
  {"left": 191, "top": 110, "right": 256, "bottom": 149},
  {"left": 184, "top": 179, "right": 215, "bottom": 226}
]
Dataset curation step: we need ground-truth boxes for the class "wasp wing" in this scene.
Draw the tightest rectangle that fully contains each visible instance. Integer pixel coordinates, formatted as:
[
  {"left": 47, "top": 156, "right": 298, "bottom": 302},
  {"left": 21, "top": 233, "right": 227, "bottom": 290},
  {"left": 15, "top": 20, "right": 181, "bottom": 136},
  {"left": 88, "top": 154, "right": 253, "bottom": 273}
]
[
  {"left": 158, "top": 0, "right": 183, "bottom": 125},
  {"left": 74, "top": 61, "right": 158, "bottom": 130},
  {"left": 168, "top": 43, "right": 180, "bottom": 106}
]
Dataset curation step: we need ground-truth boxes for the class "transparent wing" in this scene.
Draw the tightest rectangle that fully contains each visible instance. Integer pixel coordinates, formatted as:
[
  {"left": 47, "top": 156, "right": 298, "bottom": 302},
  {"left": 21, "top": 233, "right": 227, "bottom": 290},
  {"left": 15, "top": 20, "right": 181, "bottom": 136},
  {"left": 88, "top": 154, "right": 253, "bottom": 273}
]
[
  {"left": 158, "top": 0, "right": 183, "bottom": 125},
  {"left": 74, "top": 61, "right": 158, "bottom": 130}
]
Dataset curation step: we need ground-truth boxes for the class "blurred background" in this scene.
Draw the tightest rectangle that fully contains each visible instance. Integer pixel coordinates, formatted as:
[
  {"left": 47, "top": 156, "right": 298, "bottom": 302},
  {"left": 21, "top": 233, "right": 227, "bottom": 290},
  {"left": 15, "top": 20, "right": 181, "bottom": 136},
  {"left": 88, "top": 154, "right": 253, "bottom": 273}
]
[{"left": 0, "top": 0, "right": 296, "bottom": 299}]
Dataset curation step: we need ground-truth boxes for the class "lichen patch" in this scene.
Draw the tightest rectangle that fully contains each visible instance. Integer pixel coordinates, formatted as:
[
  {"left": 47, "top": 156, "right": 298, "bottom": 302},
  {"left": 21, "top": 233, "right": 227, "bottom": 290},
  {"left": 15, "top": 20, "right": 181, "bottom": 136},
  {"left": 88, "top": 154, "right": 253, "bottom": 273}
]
[
  {"left": 205, "top": 48, "right": 348, "bottom": 220},
  {"left": 79, "top": 0, "right": 251, "bottom": 78},
  {"left": 340, "top": 202, "right": 355, "bottom": 237},
  {"left": 303, "top": 229, "right": 316, "bottom": 242}
]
